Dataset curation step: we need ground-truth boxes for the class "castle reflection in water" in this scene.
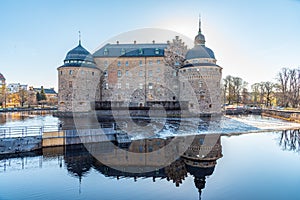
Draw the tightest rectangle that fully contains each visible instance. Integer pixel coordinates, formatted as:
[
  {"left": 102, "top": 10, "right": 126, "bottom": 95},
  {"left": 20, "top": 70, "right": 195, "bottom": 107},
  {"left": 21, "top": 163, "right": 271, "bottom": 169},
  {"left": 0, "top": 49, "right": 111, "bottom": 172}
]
[{"left": 59, "top": 133, "right": 222, "bottom": 198}]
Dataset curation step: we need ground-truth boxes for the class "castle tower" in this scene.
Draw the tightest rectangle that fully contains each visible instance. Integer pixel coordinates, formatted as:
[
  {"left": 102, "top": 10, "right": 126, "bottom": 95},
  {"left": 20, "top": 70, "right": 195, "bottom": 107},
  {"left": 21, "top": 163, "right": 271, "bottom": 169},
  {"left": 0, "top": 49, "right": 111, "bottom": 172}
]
[
  {"left": 57, "top": 38, "right": 101, "bottom": 112},
  {"left": 179, "top": 17, "right": 222, "bottom": 115}
]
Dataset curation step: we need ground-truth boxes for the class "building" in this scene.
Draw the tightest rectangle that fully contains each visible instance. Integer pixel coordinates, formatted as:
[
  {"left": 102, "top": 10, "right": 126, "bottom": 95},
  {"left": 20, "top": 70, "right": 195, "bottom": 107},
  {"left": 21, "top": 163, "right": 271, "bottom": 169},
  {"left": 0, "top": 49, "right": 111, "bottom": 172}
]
[
  {"left": 57, "top": 18, "right": 222, "bottom": 115},
  {"left": 0, "top": 73, "right": 6, "bottom": 107},
  {"left": 7, "top": 83, "right": 28, "bottom": 94},
  {"left": 0, "top": 73, "right": 5, "bottom": 88}
]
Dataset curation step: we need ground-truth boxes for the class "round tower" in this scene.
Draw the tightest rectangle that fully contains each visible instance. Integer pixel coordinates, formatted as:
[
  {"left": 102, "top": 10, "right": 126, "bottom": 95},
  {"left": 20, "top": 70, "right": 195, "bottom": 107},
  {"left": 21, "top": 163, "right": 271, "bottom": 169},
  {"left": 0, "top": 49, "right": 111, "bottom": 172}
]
[
  {"left": 179, "top": 17, "right": 222, "bottom": 115},
  {"left": 57, "top": 39, "right": 101, "bottom": 113}
]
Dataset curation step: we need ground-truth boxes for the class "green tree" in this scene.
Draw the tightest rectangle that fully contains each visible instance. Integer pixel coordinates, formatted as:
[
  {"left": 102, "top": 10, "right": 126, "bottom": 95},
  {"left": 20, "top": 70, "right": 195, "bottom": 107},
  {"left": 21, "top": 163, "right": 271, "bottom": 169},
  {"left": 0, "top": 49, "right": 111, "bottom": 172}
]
[
  {"left": 36, "top": 91, "right": 42, "bottom": 102},
  {"left": 40, "top": 86, "right": 47, "bottom": 101}
]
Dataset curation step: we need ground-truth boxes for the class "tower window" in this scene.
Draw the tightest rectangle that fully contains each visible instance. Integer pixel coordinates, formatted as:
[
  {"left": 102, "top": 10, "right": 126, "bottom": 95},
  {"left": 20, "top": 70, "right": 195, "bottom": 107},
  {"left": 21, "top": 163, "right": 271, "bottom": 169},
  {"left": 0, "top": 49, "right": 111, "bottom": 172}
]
[
  {"left": 117, "top": 70, "right": 122, "bottom": 77},
  {"left": 149, "top": 60, "right": 153, "bottom": 65},
  {"left": 148, "top": 70, "right": 153, "bottom": 77},
  {"left": 157, "top": 60, "right": 161, "bottom": 64},
  {"left": 139, "top": 60, "right": 143, "bottom": 66},
  {"left": 125, "top": 61, "right": 129, "bottom": 66},
  {"left": 104, "top": 71, "right": 108, "bottom": 77},
  {"left": 69, "top": 70, "right": 73, "bottom": 75},
  {"left": 157, "top": 68, "right": 160, "bottom": 73},
  {"left": 60, "top": 71, "right": 63, "bottom": 75},
  {"left": 125, "top": 70, "right": 129, "bottom": 76},
  {"left": 199, "top": 81, "right": 203, "bottom": 88},
  {"left": 139, "top": 83, "right": 143, "bottom": 89},
  {"left": 118, "top": 61, "right": 121, "bottom": 67},
  {"left": 104, "top": 61, "right": 108, "bottom": 67},
  {"left": 92, "top": 72, "right": 94, "bottom": 76},
  {"left": 117, "top": 83, "right": 121, "bottom": 89},
  {"left": 105, "top": 83, "right": 109, "bottom": 90}
]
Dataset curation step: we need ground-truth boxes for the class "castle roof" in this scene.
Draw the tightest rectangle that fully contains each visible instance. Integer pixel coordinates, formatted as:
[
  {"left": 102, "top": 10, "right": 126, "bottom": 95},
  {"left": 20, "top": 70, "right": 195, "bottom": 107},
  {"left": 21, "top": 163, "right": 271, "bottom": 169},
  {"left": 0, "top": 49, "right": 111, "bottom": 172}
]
[
  {"left": 60, "top": 41, "right": 97, "bottom": 69},
  {"left": 185, "top": 17, "right": 216, "bottom": 60},
  {"left": 0, "top": 73, "right": 5, "bottom": 81},
  {"left": 93, "top": 43, "right": 168, "bottom": 57},
  {"left": 185, "top": 45, "right": 215, "bottom": 60}
]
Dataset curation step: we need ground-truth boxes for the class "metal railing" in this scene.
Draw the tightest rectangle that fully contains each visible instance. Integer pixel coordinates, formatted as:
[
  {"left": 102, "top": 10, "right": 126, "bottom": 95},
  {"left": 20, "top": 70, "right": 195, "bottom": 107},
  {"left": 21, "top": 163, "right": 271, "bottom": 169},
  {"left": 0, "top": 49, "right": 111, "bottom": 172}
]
[{"left": 0, "top": 125, "right": 59, "bottom": 139}]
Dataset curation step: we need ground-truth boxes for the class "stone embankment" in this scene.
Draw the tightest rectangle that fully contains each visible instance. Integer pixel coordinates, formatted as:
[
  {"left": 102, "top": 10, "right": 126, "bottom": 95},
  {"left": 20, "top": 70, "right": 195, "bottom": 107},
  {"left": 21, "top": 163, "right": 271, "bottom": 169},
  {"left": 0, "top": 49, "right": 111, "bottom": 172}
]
[
  {"left": 0, "top": 136, "right": 42, "bottom": 154},
  {"left": 262, "top": 109, "right": 300, "bottom": 122}
]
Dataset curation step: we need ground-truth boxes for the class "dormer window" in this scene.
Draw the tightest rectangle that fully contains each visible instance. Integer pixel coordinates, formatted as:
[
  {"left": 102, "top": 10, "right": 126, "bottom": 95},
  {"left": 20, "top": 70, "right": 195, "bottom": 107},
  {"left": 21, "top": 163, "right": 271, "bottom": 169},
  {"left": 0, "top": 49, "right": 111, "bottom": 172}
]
[
  {"left": 139, "top": 48, "right": 143, "bottom": 55},
  {"left": 121, "top": 48, "right": 126, "bottom": 55},
  {"left": 104, "top": 48, "right": 109, "bottom": 56},
  {"left": 155, "top": 48, "right": 160, "bottom": 55}
]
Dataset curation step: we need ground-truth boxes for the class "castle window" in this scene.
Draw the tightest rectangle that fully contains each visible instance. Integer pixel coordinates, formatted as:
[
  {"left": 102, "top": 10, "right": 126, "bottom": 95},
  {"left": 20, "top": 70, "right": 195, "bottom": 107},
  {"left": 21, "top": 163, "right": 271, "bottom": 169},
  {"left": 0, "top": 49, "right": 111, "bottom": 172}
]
[
  {"left": 139, "top": 60, "right": 143, "bottom": 66},
  {"left": 121, "top": 48, "right": 126, "bottom": 55},
  {"left": 117, "top": 83, "right": 121, "bottom": 89},
  {"left": 157, "top": 68, "right": 160, "bottom": 73},
  {"left": 155, "top": 48, "right": 160, "bottom": 55},
  {"left": 104, "top": 71, "right": 108, "bottom": 77},
  {"left": 118, "top": 61, "right": 121, "bottom": 67},
  {"left": 104, "top": 48, "right": 109, "bottom": 56},
  {"left": 105, "top": 83, "right": 109, "bottom": 89},
  {"left": 125, "top": 70, "right": 129, "bottom": 76},
  {"left": 69, "top": 81, "right": 72, "bottom": 88},
  {"left": 60, "top": 71, "right": 63, "bottom": 75},
  {"left": 139, "top": 83, "right": 143, "bottom": 89},
  {"left": 125, "top": 61, "right": 129, "bottom": 66},
  {"left": 69, "top": 70, "right": 73, "bottom": 75},
  {"left": 148, "top": 83, "right": 153, "bottom": 90},
  {"left": 139, "top": 48, "right": 143, "bottom": 55},
  {"left": 139, "top": 70, "right": 143, "bottom": 77},
  {"left": 173, "top": 71, "right": 177, "bottom": 77},
  {"left": 104, "top": 61, "right": 108, "bottom": 67},
  {"left": 190, "top": 103, "right": 194, "bottom": 108},
  {"left": 148, "top": 70, "right": 153, "bottom": 77},
  {"left": 149, "top": 60, "right": 153, "bottom": 65},
  {"left": 157, "top": 60, "right": 161, "bottom": 64},
  {"left": 117, "top": 70, "right": 122, "bottom": 77},
  {"left": 209, "top": 104, "right": 212, "bottom": 108},
  {"left": 81, "top": 71, "right": 85, "bottom": 75},
  {"left": 199, "top": 81, "right": 203, "bottom": 88},
  {"left": 92, "top": 72, "right": 94, "bottom": 76}
]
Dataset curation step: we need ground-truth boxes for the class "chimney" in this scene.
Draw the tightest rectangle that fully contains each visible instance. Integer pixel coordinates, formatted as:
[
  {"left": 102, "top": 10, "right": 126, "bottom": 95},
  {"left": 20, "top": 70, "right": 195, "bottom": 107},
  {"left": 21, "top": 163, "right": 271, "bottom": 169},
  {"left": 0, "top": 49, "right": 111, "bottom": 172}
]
[
  {"left": 152, "top": 40, "right": 155, "bottom": 44},
  {"left": 134, "top": 40, "right": 137, "bottom": 44},
  {"left": 116, "top": 41, "right": 119, "bottom": 45}
]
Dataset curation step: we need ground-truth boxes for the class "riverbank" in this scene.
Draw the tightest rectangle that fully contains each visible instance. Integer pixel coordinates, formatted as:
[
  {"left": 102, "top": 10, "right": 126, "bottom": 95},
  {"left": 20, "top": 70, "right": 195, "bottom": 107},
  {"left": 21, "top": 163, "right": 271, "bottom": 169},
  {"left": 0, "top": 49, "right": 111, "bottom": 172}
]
[
  {"left": 262, "top": 109, "right": 300, "bottom": 122},
  {"left": 0, "top": 107, "right": 57, "bottom": 113}
]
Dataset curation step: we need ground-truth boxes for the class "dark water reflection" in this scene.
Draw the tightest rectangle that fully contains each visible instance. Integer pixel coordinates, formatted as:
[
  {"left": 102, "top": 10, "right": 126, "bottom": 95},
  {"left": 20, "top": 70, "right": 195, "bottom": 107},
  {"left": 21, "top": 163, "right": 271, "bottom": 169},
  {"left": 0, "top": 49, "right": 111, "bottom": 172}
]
[{"left": 1, "top": 131, "right": 300, "bottom": 200}]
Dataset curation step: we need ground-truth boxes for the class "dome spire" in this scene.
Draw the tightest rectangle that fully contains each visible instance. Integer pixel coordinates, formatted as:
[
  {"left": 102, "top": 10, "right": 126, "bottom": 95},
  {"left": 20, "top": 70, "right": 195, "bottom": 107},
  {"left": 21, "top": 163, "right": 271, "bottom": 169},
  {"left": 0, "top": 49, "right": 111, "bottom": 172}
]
[
  {"left": 198, "top": 14, "right": 202, "bottom": 34},
  {"left": 78, "top": 31, "right": 81, "bottom": 45},
  {"left": 194, "top": 16, "right": 205, "bottom": 46}
]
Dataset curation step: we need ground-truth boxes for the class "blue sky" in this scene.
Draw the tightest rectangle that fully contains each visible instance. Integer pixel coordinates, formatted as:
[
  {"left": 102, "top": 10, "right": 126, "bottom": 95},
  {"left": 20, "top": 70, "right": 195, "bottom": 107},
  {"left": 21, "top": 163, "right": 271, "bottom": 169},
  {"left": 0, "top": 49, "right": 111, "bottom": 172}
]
[{"left": 1, "top": 0, "right": 300, "bottom": 90}]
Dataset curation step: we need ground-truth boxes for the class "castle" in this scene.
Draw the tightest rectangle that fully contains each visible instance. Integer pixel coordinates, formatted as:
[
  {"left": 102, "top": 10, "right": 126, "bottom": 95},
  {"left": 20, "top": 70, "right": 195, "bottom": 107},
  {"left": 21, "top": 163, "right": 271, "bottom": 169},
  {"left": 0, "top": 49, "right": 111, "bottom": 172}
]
[{"left": 57, "top": 19, "right": 222, "bottom": 116}]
